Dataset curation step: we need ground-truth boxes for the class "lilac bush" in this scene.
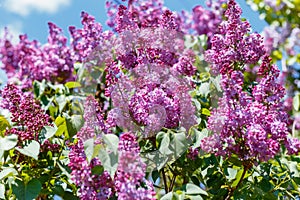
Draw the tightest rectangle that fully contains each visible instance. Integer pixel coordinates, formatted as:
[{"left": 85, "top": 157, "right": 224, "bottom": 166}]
[{"left": 0, "top": 0, "right": 299, "bottom": 199}]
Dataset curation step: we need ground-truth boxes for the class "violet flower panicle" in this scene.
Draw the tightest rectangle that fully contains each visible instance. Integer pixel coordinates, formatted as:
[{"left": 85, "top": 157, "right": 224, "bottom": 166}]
[{"left": 115, "top": 132, "right": 156, "bottom": 200}]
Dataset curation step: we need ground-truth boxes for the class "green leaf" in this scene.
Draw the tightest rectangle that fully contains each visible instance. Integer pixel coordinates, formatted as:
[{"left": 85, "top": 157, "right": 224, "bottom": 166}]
[
  {"left": 273, "top": 50, "right": 282, "bottom": 60},
  {"left": 55, "top": 116, "right": 67, "bottom": 137},
  {"left": 151, "top": 170, "right": 160, "bottom": 183},
  {"left": 210, "top": 75, "right": 222, "bottom": 92},
  {"left": 103, "top": 134, "right": 119, "bottom": 154},
  {"left": 0, "top": 134, "right": 18, "bottom": 151},
  {"left": 16, "top": 140, "right": 40, "bottom": 160},
  {"left": 70, "top": 115, "right": 84, "bottom": 132},
  {"left": 84, "top": 138, "right": 95, "bottom": 163},
  {"left": 98, "top": 147, "right": 118, "bottom": 178},
  {"left": 56, "top": 124, "right": 67, "bottom": 137},
  {"left": 185, "top": 183, "right": 208, "bottom": 196},
  {"left": 259, "top": 178, "right": 273, "bottom": 192},
  {"left": 33, "top": 80, "right": 46, "bottom": 98},
  {"left": 55, "top": 116, "right": 65, "bottom": 126},
  {"left": 201, "top": 108, "right": 210, "bottom": 116},
  {"left": 232, "top": 168, "right": 244, "bottom": 188},
  {"left": 190, "top": 128, "right": 208, "bottom": 148},
  {"left": 91, "top": 165, "right": 104, "bottom": 175},
  {"left": 97, "top": 134, "right": 119, "bottom": 178},
  {"left": 187, "top": 195, "right": 203, "bottom": 200},
  {"left": 65, "top": 81, "right": 81, "bottom": 89},
  {"left": 12, "top": 179, "right": 42, "bottom": 200},
  {"left": 63, "top": 191, "right": 80, "bottom": 200},
  {"left": 57, "top": 161, "right": 71, "bottom": 180},
  {"left": 172, "top": 132, "right": 188, "bottom": 158},
  {"left": 226, "top": 168, "right": 237, "bottom": 181},
  {"left": 0, "top": 167, "right": 18, "bottom": 180},
  {"left": 199, "top": 82, "right": 210, "bottom": 97},
  {"left": 159, "top": 132, "right": 172, "bottom": 155},
  {"left": 161, "top": 192, "right": 174, "bottom": 200},
  {"left": 192, "top": 99, "right": 201, "bottom": 111},
  {"left": 56, "top": 95, "right": 67, "bottom": 113},
  {"left": 64, "top": 116, "right": 78, "bottom": 138},
  {"left": 0, "top": 184, "right": 5, "bottom": 199},
  {"left": 40, "top": 125, "right": 58, "bottom": 144},
  {"left": 0, "top": 115, "right": 10, "bottom": 132},
  {"left": 52, "top": 185, "right": 64, "bottom": 197},
  {"left": 293, "top": 95, "right": 300, "bottom": 111}
]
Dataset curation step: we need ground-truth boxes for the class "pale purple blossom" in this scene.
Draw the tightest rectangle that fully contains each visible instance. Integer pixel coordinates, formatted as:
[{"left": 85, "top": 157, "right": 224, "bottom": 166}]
[{"left": 115, "top": 132, "right": 156, "bottom": 200}]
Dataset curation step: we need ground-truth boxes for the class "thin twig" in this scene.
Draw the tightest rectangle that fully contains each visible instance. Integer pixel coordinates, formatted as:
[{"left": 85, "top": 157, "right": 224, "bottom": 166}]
[
  {"left": 169, "top": 174, "right": 177, "bottom": 191},
  {"left": 162, "top": 168, "right": 169, "bottom": 193}
]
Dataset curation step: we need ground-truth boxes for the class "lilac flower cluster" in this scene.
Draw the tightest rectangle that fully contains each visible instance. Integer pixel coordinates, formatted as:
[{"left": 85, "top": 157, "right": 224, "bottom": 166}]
[
  {"left": 69, "top": 131, "right": 156, "bottom": 199},
  {"left": 105, "top": 0, "right": 196, "bottom": 75},
  {"left": 0, "top": 84, "right": 60, "bottom": 152},
  {"left": 68, "top": 140, "right": 114, "bottom": 200},
  {"left": 107, "top": 64, "right": 196, "bottom": 137},
  {"left": 205, "top": 0, "right": 265, "bottom": 75},
  {"left": 0, "top": 24, "right": 74, "bottom": 88},
  {"left": 0, "top": 84, "right": 50, "bottom": 141},
  {"left": 106, "top": 0, "right": 166, "bottom": 31},
  {"left": 103, "top": 1, "right": 197, "bottom": 137},
  {"left": 69, "top": 12, "right": 114, "bottom": 66},
  {"left": 115, "top": 132, "right": 156, "bottom": 200},
  {"left": 77, "top": 95, "right": 107, "bottom": 141},
  {"left": 201, "top": 0, "right": 300, "bottom": 162},
  {"left": 191, "top": 0, "right": 225, "bottom": 37}
]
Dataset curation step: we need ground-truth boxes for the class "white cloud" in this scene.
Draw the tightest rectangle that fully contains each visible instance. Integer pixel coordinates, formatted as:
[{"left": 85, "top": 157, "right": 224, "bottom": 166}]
[
  {"left": 3, "top": 0, "right": 71, "bottom": 16},
  {"left": 0, "top": 21, "right": 23, "bottom": 44}
]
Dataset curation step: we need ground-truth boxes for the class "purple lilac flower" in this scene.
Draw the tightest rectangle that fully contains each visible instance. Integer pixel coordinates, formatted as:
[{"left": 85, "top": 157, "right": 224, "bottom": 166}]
[
  {"left": 192, "top": 3, "right": 223, "bottom": 37},
  {"left": 69, "top": 12, "right": 114, "bottom": 65},
  {"left": 261, "top": 22, "right": 292, "bottom": 55},
  {"left": 68, "top": 139, "right": 114, "bottom": 200},
  {"left": 107, "top": 64, "right": 196, "bottom": 137},
  {"left": 201, "top": 0, "right": 300, "bottom": 162},
  {"left": 285, "top": 137, "right": 300, "bottom": 155},
  {"left": 0, "top": 84, "right": 50, "bottom": 141},
  {"left": 205, "top": 0, "right": 265, "bottom": 75},
  {"left": 106, "top": 0, "right": 165, "bottom": 32},
  {"left": 103, "top": 2, "right": 198, "bottom": 137},
  {"left": 187, "top": 147, "right": 199, "bottom": 160},
  {"left": 103, "top": 1, "right": 197, "bottom": 137},
  {"left": 115, "top": 132, "right": 156, "bottom": 200},
  {"left": 0, "top": 23, "right": 75, "bottom": 88},
  {"left": 0, "top": 84, "right": 60, "bottom": 153},
  {"left": 105, "top": 0, "right": 196, "bottom": 75},
  {"left": 77, "top": 95, "right": 107, "bottom": 141}
]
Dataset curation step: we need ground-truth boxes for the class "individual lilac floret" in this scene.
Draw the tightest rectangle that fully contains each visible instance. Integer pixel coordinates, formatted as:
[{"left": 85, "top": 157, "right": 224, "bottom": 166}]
[
  {"left": 115, "top": 132, "right": 156, "bottom": 200},
  {"left": 68, "top": 140, "right": 114, "bottom": 200}
]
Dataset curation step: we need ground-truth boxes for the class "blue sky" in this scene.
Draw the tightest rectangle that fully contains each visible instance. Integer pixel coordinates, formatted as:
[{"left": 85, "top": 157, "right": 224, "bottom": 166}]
[{"left": 0, "top": 0, "right": 267, "bottom": 86}]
